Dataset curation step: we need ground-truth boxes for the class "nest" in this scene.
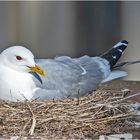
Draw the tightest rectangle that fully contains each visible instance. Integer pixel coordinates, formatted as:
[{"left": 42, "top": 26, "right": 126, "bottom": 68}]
[{"left": 0, "top": 89, "right": 140, "bottom": 139}]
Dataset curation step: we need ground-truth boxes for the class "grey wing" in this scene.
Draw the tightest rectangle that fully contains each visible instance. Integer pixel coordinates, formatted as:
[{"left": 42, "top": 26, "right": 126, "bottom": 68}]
[{"left": 33, "top": 56, "right": 109, "bottom": 99}]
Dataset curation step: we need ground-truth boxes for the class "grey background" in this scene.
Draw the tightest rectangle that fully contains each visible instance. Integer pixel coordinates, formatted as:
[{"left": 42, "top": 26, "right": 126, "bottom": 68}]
[{"left": 0, "top": 1, "right": 139, "bottom": 81}]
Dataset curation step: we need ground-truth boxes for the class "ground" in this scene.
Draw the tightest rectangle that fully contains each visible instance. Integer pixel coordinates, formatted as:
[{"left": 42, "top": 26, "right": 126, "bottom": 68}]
[
  {"left": 103, "top": 80, "right": 140, "bottom": 138},
  {"left": 0, "top": 79, "right": 140, "bottom": 139}
]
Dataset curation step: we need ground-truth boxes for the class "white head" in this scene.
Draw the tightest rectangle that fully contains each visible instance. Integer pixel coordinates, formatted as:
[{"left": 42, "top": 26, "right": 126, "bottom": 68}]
[{"left": 0, "top": 46, "right": 45, "bottom": 76}]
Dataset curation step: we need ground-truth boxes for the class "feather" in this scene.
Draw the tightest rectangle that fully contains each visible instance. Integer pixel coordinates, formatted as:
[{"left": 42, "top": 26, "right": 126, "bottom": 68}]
[{"left": 101, "top": 70, "right": 128, "bottom": 83}]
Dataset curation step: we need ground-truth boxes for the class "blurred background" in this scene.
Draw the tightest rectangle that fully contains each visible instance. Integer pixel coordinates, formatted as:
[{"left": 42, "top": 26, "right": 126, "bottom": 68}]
[{"left": 0, "top": 1, "right": 140, "bottom": 81}]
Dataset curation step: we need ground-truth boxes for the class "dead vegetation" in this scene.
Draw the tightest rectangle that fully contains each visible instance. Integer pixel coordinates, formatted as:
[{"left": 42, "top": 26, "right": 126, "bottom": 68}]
[{"left": 0, "top": 89, "right": 139, "bottom": 139}]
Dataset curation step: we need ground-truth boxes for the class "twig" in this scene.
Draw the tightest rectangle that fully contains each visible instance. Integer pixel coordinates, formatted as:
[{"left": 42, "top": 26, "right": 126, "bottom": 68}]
[
  {"left": 111, "top": 92, "right": 140, "bottom": 104},
  {"left": 27, "top": 104, "right": 36, "bottom": 135},
  {"left": 20, "top": 119, "right": 31, "bottom": 137}
]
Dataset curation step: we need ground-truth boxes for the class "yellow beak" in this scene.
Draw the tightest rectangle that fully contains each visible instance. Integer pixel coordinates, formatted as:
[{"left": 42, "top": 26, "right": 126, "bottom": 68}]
[{"left": 30, "top": 64, "right": 45, "bottom": 76}]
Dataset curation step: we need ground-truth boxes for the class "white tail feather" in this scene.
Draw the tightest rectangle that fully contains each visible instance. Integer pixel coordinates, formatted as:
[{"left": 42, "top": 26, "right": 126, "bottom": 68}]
[{"left": 101, "top": 70, "right": 128, "bottom": 83}]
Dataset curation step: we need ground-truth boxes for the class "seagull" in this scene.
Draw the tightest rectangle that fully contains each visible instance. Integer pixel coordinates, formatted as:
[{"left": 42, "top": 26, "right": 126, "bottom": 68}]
[{"left": 0, "top": 40, "right": 139, "bottom": 101}]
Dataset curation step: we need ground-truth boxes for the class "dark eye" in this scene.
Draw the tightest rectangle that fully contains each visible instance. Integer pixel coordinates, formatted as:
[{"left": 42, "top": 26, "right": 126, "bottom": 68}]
[{"left": 16, "top": 56, "right": 22, "bottom": 60}]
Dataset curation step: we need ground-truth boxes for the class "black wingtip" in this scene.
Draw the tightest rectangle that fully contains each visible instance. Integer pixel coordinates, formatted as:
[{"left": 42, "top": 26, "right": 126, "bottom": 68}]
[
  {"left": 121, "top": 40, "right": 128, "bottom": 45},
  {"left": 101, "top": 40, "right": 129, "bottom": 69}
]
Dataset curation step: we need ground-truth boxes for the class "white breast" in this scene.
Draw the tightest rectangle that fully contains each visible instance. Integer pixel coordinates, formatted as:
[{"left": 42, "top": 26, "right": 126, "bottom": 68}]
[{"left": 0, "top": 65, "right": 36, "bottom": 101}]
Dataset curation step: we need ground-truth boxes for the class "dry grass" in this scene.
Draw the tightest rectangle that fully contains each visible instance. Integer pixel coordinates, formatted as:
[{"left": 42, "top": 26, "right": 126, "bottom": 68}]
[{"left": 0, "top": 89, "right": 139, "bottom": 139}]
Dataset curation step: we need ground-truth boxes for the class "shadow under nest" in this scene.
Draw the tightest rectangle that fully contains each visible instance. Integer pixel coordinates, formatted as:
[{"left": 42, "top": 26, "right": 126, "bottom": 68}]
[{"left": 0, "top": 89, "right": 139, "bottom": 139}]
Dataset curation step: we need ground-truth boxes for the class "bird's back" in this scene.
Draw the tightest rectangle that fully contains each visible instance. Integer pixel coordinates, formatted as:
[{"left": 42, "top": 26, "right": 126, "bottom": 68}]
[{"left": 35, "top": 56, "right": 108, "bottom": 98}]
